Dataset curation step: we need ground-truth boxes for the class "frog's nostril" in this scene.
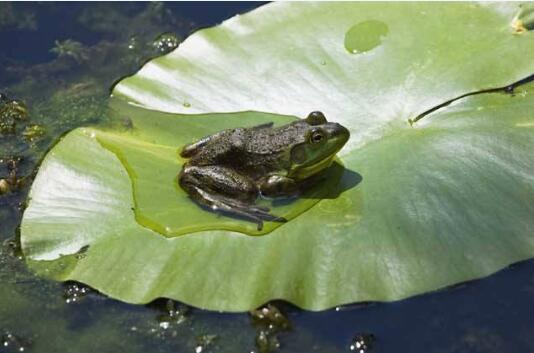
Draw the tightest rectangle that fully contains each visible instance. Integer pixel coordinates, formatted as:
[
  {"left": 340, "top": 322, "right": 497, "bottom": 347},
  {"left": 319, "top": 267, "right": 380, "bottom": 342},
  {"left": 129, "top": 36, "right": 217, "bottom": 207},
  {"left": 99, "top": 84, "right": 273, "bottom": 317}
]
[{"left": 328, "top": 124, "right": 350, "bottom": 140}]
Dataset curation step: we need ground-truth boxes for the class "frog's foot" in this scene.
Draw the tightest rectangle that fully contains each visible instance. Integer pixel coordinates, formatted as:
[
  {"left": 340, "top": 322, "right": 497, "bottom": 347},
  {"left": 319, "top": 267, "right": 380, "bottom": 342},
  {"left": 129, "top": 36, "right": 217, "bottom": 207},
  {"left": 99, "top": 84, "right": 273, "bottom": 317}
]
[
  {"left": 194, "top": 187, "right": 286, "bottom": 231},
  {"left": 180, "top": 165, "right": 287, "bottom": 230},
  {"left": 224, "top": 198, "right": 287, "bottom": 230}
]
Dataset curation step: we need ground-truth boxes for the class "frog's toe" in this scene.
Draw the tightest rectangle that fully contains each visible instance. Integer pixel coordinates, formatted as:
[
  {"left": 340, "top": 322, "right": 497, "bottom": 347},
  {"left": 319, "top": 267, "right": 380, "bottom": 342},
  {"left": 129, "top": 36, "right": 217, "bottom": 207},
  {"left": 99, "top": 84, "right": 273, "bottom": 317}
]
[
  {"left": 255, "top": 215, "right": 284, "bottom": 231},
  {"left": 254, "top": 215, "right": 284, "bottom": 231},
  {"left": 267, "top": 215, "right": 287, "bottom": 224},
  {"left": 256, "top": 220, "right": 264, "bottom": 231},
  {"left": 275, "top": 216, "right": 287, "bottom": 223},
  {"left": 249, "top": 208, "right": 286, "bottom": 224}
]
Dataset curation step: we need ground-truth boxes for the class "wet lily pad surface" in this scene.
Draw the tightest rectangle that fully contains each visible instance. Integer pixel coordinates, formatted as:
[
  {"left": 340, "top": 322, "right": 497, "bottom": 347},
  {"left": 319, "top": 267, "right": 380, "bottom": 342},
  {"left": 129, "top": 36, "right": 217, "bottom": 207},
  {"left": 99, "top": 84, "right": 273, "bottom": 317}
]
[{"left": 19, "top": 2, "right": 534, "bottom": 313}]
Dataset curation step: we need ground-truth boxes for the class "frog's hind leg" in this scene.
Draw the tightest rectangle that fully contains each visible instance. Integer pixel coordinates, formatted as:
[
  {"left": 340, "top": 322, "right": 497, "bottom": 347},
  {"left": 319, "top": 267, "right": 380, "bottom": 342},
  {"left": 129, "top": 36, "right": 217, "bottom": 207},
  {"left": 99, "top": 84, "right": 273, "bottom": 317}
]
[
  {"left": 178, "top": 165, "right": 286, "bottom": 230},
  {"left": 192, "top": 187, "right": 285, "bottom": 230}
]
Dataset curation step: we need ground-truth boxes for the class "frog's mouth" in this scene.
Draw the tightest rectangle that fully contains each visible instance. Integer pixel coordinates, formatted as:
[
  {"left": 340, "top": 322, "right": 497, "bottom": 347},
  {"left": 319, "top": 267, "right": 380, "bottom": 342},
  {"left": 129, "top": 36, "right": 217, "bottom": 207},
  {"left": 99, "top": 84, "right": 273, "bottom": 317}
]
[{"left": 289, "top": 155, "right": 335, "bottom": 180}]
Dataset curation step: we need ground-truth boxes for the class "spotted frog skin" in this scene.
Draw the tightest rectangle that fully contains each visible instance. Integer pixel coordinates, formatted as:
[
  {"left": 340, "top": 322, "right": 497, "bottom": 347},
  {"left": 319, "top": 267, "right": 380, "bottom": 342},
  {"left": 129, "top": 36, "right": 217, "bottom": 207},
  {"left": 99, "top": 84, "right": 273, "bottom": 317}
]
[{"left": 178, "top": 111, "right": 350, "bottom": 230}]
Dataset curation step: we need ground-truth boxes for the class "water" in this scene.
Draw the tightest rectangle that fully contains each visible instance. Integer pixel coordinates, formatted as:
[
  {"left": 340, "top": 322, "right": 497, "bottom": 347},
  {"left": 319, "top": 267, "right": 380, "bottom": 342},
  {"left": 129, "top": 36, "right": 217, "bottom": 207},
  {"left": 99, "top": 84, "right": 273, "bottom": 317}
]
[{"left": 1, "top": 2, "right": 534, "bottom": 353}]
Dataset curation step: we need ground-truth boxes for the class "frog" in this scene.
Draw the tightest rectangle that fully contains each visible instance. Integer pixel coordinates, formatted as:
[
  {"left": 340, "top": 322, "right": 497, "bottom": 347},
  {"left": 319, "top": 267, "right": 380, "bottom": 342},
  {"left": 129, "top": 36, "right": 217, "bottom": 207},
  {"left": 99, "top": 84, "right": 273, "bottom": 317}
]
[{"left": 178, "top": 111, "right": 350, "bottom": 230}]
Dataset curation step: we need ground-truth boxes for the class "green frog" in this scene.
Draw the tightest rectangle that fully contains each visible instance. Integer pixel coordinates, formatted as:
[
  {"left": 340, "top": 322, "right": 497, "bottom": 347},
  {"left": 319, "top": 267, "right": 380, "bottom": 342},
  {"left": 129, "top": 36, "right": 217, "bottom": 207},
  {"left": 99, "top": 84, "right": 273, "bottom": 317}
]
[{"left": 178, "top": 111, "right": 350, "bottom": 230}]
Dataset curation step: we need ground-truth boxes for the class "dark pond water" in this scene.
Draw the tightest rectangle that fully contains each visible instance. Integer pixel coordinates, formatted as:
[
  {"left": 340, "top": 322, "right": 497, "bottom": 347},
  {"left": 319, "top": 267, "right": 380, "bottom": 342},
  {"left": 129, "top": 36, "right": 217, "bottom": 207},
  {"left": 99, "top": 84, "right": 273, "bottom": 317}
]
[{"left": 1, "top": 2, "right": 534, "bottom": 353}]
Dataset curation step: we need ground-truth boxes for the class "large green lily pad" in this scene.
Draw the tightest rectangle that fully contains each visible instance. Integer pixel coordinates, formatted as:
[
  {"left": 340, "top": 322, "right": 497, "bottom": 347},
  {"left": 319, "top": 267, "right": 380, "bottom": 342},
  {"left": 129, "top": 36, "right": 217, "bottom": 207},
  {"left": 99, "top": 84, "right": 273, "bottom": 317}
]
[{"left": 21, "top": 2, "right": 534, "bottom": 311}]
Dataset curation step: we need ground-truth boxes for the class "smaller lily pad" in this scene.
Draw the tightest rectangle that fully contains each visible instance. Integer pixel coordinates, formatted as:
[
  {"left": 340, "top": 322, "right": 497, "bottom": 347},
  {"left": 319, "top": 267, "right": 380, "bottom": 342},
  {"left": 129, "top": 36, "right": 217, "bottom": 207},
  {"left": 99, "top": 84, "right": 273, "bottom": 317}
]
[{"left": 93, "top": 99, "right": 352, "bottom": 236}]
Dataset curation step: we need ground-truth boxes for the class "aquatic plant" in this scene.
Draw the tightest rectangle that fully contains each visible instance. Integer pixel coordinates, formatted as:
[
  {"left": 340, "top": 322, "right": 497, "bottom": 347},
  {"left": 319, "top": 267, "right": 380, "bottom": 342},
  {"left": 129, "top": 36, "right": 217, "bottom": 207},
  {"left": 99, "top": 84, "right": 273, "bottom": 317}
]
[{"left": 20, "top": 2, "right": 534, "bottom": 311}]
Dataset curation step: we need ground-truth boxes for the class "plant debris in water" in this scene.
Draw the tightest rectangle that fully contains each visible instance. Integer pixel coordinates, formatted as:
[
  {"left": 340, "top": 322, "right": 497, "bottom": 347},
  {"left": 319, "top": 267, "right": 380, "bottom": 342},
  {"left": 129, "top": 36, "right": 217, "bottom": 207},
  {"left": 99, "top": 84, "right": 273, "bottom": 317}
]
[
  {"left": 63, "top": 282, "right": 93, "bottom": 304},
  {"left": 349, "top": 334, "right": 376, "bottom": 353},
  {"left": 250, "top": 304, "right": 291, "bottom": 353},
  {"left": 1, "top": 331, "right": 31, "bottom": 353},
  {"left": 0, "top": 95, "right": 28, "bottom": 135},
  {"left": 194, "top": 334, "right": 218, "bottom": 353},
  {"left": 152, "top": 32, "right": 180, "bottom": 54},
  {"left": 50, "top": 40, "right": 89, "bottom": 63},
  {"left": 156, "top": 299, "right": 191, "bottom": 329},
  {"left": 21, "top": 124, "right": 44, "bottom": 144},
  {"left": 0, "top": 156, "right": 24, "bottom": 196},
  {"left": 2, "top": 238, "right": 22, "bottom": 260}
]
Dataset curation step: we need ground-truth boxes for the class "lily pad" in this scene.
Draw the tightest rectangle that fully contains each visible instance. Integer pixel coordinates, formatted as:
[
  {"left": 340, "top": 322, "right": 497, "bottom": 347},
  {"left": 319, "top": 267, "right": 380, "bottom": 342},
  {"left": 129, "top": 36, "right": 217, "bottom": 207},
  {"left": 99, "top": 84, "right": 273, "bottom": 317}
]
[{"left": 21, "top": 2, "right": 534, "bottom": 311}]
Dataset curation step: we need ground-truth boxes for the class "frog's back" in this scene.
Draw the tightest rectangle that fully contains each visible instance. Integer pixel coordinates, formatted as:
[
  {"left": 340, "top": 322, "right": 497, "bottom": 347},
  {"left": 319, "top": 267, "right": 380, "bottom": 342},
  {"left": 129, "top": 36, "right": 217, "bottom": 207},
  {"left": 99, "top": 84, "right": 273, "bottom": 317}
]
[
  {"left": 185, "top": 128, "right": 244, "bottom": 166},
  {"left": 183, "top": 121, "right": 308, "bottom": 177},
  {"left": 243, "top": 121, "right": 308, "bottom": 155}
]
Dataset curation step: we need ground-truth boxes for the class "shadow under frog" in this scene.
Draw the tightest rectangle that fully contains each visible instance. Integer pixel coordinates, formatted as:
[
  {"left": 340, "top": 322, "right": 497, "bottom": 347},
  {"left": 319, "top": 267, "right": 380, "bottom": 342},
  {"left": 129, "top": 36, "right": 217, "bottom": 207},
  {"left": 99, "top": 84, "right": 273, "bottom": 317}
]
[
  {"left": 272, "top": 161, "right": 362, "bottom": 207},
  {"left": 178, "top": 111, "right": 361, "bottom": 231}
]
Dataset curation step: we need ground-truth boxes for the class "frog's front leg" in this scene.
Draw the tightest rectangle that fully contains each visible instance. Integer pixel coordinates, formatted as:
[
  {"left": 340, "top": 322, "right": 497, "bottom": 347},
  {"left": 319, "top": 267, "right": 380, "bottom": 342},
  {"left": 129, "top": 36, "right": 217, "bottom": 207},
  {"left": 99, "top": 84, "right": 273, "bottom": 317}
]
[
  {"left": 178, "top": 165, "right": 286, "bottom": 230},
  {"left": 259, "top": 174, "right": 326, "bottom": 198},
  {"left": 258, "top": 175, "right": 300, "bottom": 198}
]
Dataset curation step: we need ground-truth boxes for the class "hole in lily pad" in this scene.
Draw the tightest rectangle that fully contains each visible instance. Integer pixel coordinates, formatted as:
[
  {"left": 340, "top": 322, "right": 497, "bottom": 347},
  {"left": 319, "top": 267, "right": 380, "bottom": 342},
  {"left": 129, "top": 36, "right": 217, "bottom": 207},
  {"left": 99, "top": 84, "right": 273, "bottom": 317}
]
[{"left": 94, "top": 99, "right": 359, "bottom": 237}]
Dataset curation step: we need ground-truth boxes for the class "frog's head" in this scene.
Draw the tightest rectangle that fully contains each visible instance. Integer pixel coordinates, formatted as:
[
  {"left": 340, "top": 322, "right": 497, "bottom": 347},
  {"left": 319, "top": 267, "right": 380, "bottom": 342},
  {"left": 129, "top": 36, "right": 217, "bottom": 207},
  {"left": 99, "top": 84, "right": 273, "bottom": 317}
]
[{"left": 288, "top": 111, "right": 350, "bottom": 180}]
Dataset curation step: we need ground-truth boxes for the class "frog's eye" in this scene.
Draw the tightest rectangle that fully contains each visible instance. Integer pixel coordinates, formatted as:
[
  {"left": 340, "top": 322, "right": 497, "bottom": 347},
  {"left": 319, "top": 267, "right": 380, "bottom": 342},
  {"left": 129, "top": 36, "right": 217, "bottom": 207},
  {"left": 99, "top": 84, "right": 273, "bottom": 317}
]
[
  {"left": 309, "top": 128, "right": 326, "bottom": 144},
  {"left": 306, "top": 111, "right": 327, "bottom": 126}
]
